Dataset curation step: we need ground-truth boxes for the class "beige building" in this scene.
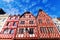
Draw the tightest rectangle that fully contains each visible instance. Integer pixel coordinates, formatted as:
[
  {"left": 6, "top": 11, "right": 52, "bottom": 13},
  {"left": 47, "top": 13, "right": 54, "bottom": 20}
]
[
  {"left": 0, "top": 14, "right": 9, "bottom": 32},
  {"left": 0, "top": 8, "right": 9, "bottom": 32}
]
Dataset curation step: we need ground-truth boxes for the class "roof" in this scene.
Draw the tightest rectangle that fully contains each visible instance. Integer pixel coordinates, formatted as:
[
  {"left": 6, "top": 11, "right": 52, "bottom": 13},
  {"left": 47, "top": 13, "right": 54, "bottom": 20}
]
[
  {"left": 20, "top": 11, "right": 31, "bottom": 17},
  {"left": 0, "top": 8, "right": 6, "bottom": 15}
]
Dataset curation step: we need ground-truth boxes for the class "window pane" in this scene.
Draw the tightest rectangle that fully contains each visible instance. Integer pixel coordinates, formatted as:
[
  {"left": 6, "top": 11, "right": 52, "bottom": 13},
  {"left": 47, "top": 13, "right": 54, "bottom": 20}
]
[
  {"left": 29, "top": 15, "right": 31, "bottom": 18},
  {"left": 6, "top": 22, "right": 9, "bottom": 26},
  {"left": 9, "top": 29, "right": 14, "bottom": 34},
  {"left": 13, "top": 22, "right": 16, "bottom": 26},
  {"left": 46, "top": 19, "right": 50, "bottom": 23},
  {"left": 29, "top": 21, "right": 33, "bottom": 24},
  {"left": 47, "top": 27, "right": 54, "bottom": 33},
  {"left": 20, "top": 21, "right": 25, "bottom": 24},
  {"left": 38, "top": 19, "right": 42, "bottom": 23},
  {"left": 28, "top": 28, "right": 34, "bottom": 34},
  {"left": 40, "top": 27, "right": 47, "bottom": 33},
  {"left": 4, "top": 28, "right": 10, "bottom": 34},
  {"left": 19, "top": 28, "right": 24, "bottom": 34},
  {"left": 57, "top": 26, "right": 60, "bottom": 32}
]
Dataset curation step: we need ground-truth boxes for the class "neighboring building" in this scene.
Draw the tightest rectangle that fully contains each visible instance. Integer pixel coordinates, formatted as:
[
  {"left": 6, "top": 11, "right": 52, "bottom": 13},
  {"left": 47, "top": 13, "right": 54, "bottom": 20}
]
[
  {"left": 52, "top": 18, "right": 60, "bottom": 34},
  {"left": 0, "top": 9, "right": 9, "bottom": 32},
  {"left": 15, "top": 12, "right": 38, "bottom": 39},
  {"left": 37, "top": 9, "right": 59, "bottom": 40},
  {"left": 0, "top": 15, "right": 20, "bottom": 40},
  {"left": 0, "top": 9, "right": 60, "bottom": 40}
]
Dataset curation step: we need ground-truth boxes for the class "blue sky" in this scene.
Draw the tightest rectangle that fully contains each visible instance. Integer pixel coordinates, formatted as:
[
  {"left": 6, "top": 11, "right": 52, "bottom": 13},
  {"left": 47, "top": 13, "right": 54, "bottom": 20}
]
[{"left": 0, "top": 0, "right": 60, "bottom": 18}]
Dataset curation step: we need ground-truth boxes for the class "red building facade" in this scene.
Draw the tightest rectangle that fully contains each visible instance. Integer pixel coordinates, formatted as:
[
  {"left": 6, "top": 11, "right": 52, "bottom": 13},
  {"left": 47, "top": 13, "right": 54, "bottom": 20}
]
[{"left": 0, "top": 9, "right": 60, "bottom": 40}]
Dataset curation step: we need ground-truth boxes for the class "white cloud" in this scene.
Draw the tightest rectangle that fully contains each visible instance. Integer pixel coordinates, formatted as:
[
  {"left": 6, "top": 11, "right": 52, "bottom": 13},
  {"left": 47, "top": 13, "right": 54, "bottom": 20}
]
[
  {"left": 6, "top": 8, "right": 20, "bottom": 15},
  {"left": 42, "top": 0, "right": 48, "bottom": 4},
  {"left": 3, "top": 0, "right": 14, "bottom": 3}
]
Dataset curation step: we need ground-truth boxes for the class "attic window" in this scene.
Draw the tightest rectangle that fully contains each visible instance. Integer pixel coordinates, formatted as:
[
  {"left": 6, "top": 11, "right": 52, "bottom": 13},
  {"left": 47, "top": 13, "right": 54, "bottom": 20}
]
[
  {"left": 29, "top": 15, "right": 31, "bottom": 18},
  {"left": 46, "top": 19, "right": 50, "bottom": 24},
  {"left": 38, "top": 19, "right": 42, "bottom": 23}
]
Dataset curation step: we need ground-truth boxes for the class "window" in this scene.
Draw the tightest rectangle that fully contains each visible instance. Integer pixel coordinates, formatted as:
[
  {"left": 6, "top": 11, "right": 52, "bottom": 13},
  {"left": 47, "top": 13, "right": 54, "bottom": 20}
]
[
  {"left": 25, "top": 28, "right": 34, "bottom": 34},
  {"left": 29, "top": 21, "right": 33, "bottom": 24},
  {"left": 40, "top": 27, "right": 47, "bottom": 33},
  {"left": 47, "top": 27, "right": 54, "bottom": 33},
  {"left": 29, "top": 15, "right": 31, "bottom": 18},
  {"left": 19, "top": 28, "right": 24, "bottom": 34},
  {"left": 57, "top": 26, "right": 60, "bottom": 32},
  {"left": 28, "top": 28, "right": 34, "bottom": 34},
  {"left": 2, "top": 18, "right": 5, "bottom": 22},
  {"left": 38, "top": 19, "right": 42, "bottom": 23},
  {"left": 20, "top": 21, "right": 25, "bottom": 24},
  {"left": 4, "top": 28, "right": 10, "bottom": 34},
  {"left": 6, "top": 22, "right": 10, "bottom": 26},
  {"left": 46, "top": 19, "right": 50, "bottom": 23},
  {"left": 9, "top": 29, "right": 14, "bottom": 34},
  {"left": 13, "top": 22, "right": 16, "bottom": 26}
]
